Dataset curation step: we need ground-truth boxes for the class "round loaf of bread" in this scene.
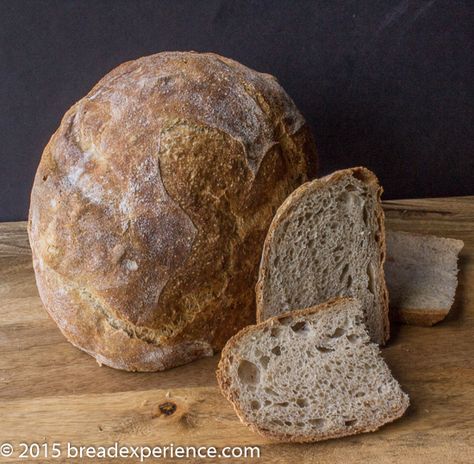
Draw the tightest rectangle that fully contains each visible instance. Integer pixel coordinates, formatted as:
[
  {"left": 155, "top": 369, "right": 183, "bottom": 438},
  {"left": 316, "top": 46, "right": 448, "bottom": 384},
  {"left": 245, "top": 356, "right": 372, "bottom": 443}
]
[{"left": 28, "top": 52, "right": 317, "bottom": 371}]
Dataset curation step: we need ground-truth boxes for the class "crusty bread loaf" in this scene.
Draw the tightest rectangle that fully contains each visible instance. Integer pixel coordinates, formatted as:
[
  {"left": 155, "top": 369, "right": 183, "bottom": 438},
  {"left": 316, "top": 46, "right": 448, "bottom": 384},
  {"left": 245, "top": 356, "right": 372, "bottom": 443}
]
[
  {"left": 385, "top": 230, "right": 464, "bottom": 326},
  {"left": 256, "top": 167, "right": 389, "bottom": 344},
  {"left": 28, "top": 51, "right": 317, "bottom": 371},
  {"left": 217, "top": 297, "right": 409, "bottom": 443}
]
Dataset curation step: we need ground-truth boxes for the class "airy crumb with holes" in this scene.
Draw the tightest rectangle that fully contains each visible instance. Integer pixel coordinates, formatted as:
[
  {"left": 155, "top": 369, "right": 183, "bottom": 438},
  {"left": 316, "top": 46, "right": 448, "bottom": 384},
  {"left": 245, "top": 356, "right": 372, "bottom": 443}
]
[
  {"left": 256, "top": 167, "right": 389, "bottom": 345},
  {"left": 216, "top": 297, "right": 408, "bottom": 443}
]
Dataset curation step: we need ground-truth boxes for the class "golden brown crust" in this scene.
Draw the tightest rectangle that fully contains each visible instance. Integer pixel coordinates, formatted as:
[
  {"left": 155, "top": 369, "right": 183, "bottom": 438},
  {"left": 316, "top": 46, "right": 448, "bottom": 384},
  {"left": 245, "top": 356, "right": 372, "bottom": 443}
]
[
  {"left": 396, "top": 307, "right": 448, "bottom": 326},
  {"left": 28, "top": 51, "right": 317, "bottom": 371},
  {"left": 216, "top": 297, "right": 406, "bottom": 443},
  {"left": 255, "top": 167, "right": 390, "bottom": 344}
]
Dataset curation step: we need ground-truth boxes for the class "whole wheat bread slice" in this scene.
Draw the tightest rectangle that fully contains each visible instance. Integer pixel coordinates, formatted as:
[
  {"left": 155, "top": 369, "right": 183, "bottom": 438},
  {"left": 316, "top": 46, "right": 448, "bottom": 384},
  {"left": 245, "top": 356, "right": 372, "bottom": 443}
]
[
  {"left": 216, "top": 297, "right": 409, "bottom": 443},
  {"left": 385, "top": 230, "right": 464, "bottom": 326},
  {"left": 256, "top": 167, "right": 389, "bottom": 344}
]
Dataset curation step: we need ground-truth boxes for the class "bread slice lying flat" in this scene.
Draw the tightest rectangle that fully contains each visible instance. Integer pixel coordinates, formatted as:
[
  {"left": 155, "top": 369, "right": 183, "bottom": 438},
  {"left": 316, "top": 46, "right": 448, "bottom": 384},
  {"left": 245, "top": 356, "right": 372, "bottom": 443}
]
[
  {"left": 256, "top": 167, "right": 389, "bottom": 344},
  {"left": 385, "top": 230, "right": 464, "bottom": 326},
  {"left": 217, "top": 297, "right": 409, "bottom": 443}
]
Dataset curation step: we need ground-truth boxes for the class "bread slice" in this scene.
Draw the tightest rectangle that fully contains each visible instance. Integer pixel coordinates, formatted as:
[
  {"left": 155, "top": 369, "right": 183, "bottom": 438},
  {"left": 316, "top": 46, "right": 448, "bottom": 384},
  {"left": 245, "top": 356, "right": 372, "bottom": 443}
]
[
  {"left": 256, "top": 167, "right": 389, "bottom": 344},
  {"left": 385, "top": 230, "right": 464, "bottom": 326},
  {"left": 217, "top": 297, "right": 409, "bottom": 443}
]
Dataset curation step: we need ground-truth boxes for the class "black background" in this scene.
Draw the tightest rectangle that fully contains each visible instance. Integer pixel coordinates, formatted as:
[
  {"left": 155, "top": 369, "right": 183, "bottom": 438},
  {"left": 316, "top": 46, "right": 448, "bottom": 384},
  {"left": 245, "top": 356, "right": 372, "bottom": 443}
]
[{"left": 1, "top": 0, "right": 473, "bottom": 221}]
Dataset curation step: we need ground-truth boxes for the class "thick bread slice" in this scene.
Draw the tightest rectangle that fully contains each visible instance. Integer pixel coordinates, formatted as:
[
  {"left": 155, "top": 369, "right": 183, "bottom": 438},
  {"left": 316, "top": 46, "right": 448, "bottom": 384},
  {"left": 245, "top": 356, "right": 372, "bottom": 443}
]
[
  {"left": 256, "top": 167, "right": 389, "bottom": 344},
  {"left": 385, "top": 230, "right": 464, "bottom": 326},
  {"left": 216, "top": 297, "right": 409, "bottom": 443}
]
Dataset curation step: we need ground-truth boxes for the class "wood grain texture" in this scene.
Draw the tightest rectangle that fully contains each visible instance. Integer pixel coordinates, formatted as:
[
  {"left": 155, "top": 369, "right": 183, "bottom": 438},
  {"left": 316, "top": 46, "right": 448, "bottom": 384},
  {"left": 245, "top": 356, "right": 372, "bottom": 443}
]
[{"left": 1, "top": 196, "right": 473, "bottom": 463}]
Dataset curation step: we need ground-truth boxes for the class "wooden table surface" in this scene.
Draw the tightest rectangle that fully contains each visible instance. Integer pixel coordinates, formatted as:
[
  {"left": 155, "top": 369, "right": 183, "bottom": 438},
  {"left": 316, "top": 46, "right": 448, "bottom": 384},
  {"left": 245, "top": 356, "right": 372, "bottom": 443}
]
[{"left": 1, "top": 197, "right": 473, "bottom": 463}]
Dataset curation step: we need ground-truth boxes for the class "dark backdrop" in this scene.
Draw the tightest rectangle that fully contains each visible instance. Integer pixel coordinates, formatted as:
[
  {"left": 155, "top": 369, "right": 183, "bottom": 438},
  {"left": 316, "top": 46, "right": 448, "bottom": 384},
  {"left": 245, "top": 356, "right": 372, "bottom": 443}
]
[{"left": 1, "top": 0, "right": 473, "bottom": 221}]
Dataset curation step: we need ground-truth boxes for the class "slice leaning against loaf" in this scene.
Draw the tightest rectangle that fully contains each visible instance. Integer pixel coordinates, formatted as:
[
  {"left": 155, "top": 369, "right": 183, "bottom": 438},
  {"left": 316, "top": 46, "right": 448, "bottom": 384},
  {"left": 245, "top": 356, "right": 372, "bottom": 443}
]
[
  {"left": 256, "top": 167, "right": 389, "bottom": 344},
  {"left": 216, "top": 297, "right": 409, "bottom": 443},
  {"left": 385, "top": 230, "right": 464, "bottom": 326}
]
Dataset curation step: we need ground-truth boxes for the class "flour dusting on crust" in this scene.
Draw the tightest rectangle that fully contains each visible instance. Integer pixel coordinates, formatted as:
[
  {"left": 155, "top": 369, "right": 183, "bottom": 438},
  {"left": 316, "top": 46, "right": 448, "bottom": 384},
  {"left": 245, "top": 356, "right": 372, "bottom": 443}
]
[{"left": 28, "top": 51, "right": 316, "bottom": 371}]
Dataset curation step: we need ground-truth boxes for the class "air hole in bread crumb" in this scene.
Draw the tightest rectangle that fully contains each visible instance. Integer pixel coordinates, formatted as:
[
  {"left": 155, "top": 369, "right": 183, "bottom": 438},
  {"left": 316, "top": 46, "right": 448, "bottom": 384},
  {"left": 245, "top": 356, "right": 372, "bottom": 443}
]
[
  {"left": 346, "top": 334, "right": 360, "bottom": 343},
  {"left": 284, "top": 421, "right": 292, "bottom": 426},
  {"left": 275, "top": 401, "right": 289, "bottom": 407},
  {"left": 270, "top": 326, "right": 282, "bottom": 337},
  {"left": 316, "top": 346, "right": 334, "bottom": 353},
  {"left": 250, "top": 400, "right": 260, "bottom": 411},
  {"left": 291, "top": 321, "right": 309, "bottom": 334},
  {"left": 330, "top": 327, "right": 345, "bottom": 338},
  {"left": 363, "top": 206, "right": 369, "bottom": 226},
  {"left": 338, "top": 191, "right": 360, "bottom": 210},
  {"left": 271, "top": 346, "right": 281, "bottom": 356},
  {"left": 296, "top": 398, "right": 308, "bottom": 408},
  {"left": 264, "top": 387, "right": 278, "bottom": 396},
  {"left": 271, "top": 419, "right": 284, "bottom": 426},
  {"left": 309, "top": 418, "right": 325, "bottom": 428},
  {"left": 339, "top": 263, "right": 349, "bottom": 283},
  {"left": 260, "top": 355, "right": 270, "bottom": 369},
  {"left": 237, "top": 360, "right": 259, "bottom": 386},
  {"left": 345, "top": 419, "right": 357, "bottom": 427}
]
